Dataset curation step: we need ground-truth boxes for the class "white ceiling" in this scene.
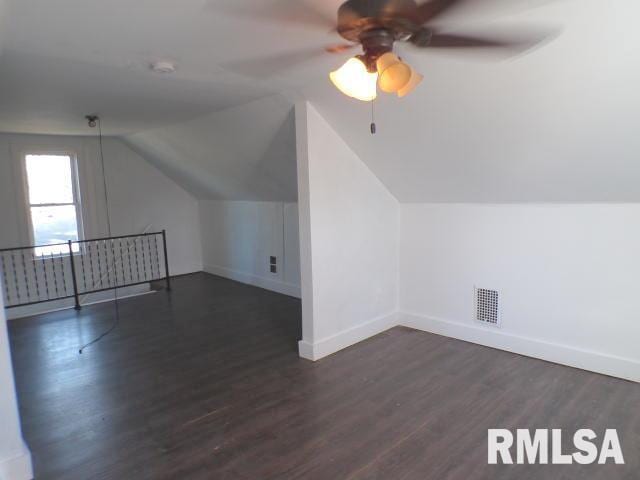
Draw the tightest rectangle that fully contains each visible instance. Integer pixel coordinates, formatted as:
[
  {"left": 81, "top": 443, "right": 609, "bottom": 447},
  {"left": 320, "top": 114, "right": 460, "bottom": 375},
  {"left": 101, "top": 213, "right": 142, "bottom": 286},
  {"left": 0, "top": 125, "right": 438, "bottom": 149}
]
[
  {"left": 1, "top": 0, "right": 639, "bottom": 201},
  {"left": 0, "top": 0, "right": 340, "bottom": 135}
]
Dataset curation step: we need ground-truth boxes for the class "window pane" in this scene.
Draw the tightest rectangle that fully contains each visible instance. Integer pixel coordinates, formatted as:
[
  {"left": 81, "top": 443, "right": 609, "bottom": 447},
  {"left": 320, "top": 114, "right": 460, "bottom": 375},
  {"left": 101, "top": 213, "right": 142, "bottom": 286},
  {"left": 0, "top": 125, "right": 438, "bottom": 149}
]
[
  {"left": 30, "top": 205, "right": 79, "bottom": 247},
  {"left": 35, "top": 242, "right": 79, "bottom": 257},
  {"left": 25, "top": 154, "right": 74, "bottom": 204}
]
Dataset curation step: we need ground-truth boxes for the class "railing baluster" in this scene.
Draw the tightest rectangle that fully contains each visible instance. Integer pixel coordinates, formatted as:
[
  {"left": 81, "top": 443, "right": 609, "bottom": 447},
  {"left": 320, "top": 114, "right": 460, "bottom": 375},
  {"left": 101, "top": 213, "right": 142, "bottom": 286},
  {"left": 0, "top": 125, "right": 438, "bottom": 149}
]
[
  {"left": 1, "top": 254, "right": 11, "bottom": 304},
  {"left": 145, "top": 235, "right": 154, "bottom": 279},
  {"left": 106, "top": 240, "right": 114, "bottom": 288},
  {"left": 68, "top": 240, "right": 81, "bottom": 310},
  {"left": 59, "top": 254, "right": 68, "bottom": 296},
  {"left": 118, "top": 239, "right": 126, "bottom": 285},
  {"left": 152, "top": 235, "right": 158, "bottom": 279},
  {"left": 11, "top": 251, "right": 21, "bottom": 304},
  {"left": 41, "top": 254, "right": 50, "bottom": 300},
  {"left": 50, "top": 252, "right": 60, "bottom": 297},
  {"left": 89, "top": 242, "right": 97, "bottom": 291},
  {"left": 103, "top": 240, "right": 110, "bottom": 288},
  {"left": 20, "top": 250, "right": 31, "bottom": 302},
  {"left": 152, "top": 234, "right": 160, "bottom": 280},
  {"left": 109, "top": 240, "right": 116, "bottom": 288},
  {"left": 141, "top": 237, "right": 148, "bottom": 281},
  {"left": 112, "top": 239, "right": 120, "bottom": 287},
  {"left": 31, "top": 250, "right": 41, "bottom": 301},
  {"left": 80, "top": 244, "right": 88, "bottom": 294},
  {"left": 102, "top": 240, "right": 109, "bottom": 288},
  {"left": 96, "top": 241, "right": 104, "bottom": 289},
  {"left": 127, "top": 239, "right": 133, "bottom": 283},
  {"left": 133, "top": 239, "right": 141, "bottom": 282},
  {"left": 29, "top": 250, "right": 40, "bottom": 300},
  {"left": 162, "top": 230, "right": 171, "bottom": 291}
]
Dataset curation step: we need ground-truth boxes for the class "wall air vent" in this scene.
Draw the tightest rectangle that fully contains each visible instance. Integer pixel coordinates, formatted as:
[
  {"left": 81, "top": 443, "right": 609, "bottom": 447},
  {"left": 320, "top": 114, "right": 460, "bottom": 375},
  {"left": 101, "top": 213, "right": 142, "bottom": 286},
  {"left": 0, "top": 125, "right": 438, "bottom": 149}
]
[{"left": 475, "top": 287, "right": 500, "bottom": 327}]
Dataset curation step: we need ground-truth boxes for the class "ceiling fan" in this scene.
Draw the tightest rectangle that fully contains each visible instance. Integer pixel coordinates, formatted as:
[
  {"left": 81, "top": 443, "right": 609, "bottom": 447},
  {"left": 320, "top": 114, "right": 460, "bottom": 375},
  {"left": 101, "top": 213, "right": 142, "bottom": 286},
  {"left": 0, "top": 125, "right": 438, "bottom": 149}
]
[
  {"left": 221, "top": 0, "right": 556, "bottom": 102},
  {"left": 327, "top": 0, "right": 555, "bottom": 101}
]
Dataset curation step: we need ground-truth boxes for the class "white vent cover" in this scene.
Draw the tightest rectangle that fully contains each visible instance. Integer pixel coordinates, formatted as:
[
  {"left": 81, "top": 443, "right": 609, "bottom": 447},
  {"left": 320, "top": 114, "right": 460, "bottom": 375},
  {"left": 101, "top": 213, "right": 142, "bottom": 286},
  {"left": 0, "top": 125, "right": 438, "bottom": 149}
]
[{"left": 475, "top": 287, "right": 500, "bottom": 326}]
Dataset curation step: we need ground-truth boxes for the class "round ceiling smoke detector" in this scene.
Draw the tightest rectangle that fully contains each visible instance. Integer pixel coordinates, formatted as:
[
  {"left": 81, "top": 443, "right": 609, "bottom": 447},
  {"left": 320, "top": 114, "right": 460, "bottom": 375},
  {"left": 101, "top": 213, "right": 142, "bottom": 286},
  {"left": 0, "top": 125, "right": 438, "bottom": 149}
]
[{"left": 150, "top": 61, "right": 176, "bottom": 74}]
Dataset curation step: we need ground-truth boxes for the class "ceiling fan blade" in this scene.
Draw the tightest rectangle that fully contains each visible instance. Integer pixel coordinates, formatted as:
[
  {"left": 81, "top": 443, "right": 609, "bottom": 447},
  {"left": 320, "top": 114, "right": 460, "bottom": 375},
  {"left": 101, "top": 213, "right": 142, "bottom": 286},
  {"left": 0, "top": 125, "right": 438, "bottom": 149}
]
[
  {"left": 408, "top": 0, "right": 563, "bottom": 25},
  {"left": 409, "top": 0, "right": 466, "bottom": 24},
  {"left": 325, "top": 43, "right": 358, "bottom": 54},
  {"left": 410, "top": 26, "right": 559, "bottom": 56},
  {"left": 427, "top": 33, "right": 512, "bottom": 48},
  {"left": 221, "top": 47, "right": 331, "bottom": 79},
  {"left": 214, "top": 0, "right": 336, "bottom": 30}
]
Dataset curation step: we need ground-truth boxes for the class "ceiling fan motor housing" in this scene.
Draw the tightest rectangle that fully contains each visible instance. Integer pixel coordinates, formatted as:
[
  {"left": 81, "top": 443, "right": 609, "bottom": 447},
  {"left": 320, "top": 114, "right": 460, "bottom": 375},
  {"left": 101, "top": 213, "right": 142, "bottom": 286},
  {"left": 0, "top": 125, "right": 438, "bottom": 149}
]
[
  {"left": 337, "top": 0, "right": 422, "bottom": 70},
  {"left": 358, "top": 29, "right": 395, "bottom": 71}
]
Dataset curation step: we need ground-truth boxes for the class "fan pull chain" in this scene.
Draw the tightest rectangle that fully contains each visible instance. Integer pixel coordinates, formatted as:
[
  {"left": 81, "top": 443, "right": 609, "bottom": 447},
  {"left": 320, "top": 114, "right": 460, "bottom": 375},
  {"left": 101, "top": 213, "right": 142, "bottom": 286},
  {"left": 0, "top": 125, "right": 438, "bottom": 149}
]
[{"left": 370, "top": 98, "right": 377, "bottom": 135}]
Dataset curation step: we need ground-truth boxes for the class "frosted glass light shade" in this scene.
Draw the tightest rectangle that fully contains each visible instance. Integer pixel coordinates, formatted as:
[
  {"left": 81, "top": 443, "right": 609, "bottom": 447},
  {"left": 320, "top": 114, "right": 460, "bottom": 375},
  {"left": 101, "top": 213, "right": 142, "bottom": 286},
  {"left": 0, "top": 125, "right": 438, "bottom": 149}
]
[
  {"left": 397, "top": 67, "right": 424, "bottom": 97},
  {"left": 376, "top": 52, "right": 411, "bottom": 93},
  {"left": 329, "top": 57, "right": 378, "bottom": 102}
]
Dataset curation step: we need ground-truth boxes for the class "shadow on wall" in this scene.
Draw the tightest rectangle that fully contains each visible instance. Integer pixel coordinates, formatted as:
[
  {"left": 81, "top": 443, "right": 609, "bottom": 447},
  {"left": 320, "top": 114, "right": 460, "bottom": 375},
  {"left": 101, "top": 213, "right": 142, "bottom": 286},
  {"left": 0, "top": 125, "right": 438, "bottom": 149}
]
[
  {"left": 250, "top": 107, "right": 297, "bottom": 201},
  {"left": 121, "top": 95, "right": 297, "bottom": 202}
]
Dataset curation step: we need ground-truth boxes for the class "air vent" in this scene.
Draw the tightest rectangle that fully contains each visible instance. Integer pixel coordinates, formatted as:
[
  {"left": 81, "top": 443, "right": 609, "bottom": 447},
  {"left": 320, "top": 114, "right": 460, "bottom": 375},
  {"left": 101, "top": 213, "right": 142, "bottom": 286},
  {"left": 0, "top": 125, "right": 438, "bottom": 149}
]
[{"left": 475, "top": 287, "right": 500, "bottom": 326}]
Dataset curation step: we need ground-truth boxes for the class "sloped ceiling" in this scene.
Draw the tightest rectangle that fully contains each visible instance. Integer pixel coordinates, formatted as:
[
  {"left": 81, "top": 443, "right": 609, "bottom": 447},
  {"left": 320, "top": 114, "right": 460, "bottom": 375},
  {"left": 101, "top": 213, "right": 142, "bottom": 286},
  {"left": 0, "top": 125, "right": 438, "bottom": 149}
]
[
  {"left": 122, "top": 95, "right": 297, "bottom": 201},
  {"left": 0, "top": 0, "right": 639, "bottom": 202},
  {"left": 304, "top": 0, "right": 640, "bottom": 202}
]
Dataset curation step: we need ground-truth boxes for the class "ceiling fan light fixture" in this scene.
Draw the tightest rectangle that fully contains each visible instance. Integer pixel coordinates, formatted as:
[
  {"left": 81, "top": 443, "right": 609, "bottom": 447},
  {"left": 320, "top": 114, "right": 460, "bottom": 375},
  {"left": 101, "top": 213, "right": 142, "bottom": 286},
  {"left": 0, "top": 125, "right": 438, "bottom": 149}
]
[
  {"left": 397, "top": 67, "right": 424, "bottom": 98},
  {"left": 376, "top": 52, "right": 412, "bottom": 93},
  {"left": 329, "top": 57, "right": 378, "bottom": 102}
]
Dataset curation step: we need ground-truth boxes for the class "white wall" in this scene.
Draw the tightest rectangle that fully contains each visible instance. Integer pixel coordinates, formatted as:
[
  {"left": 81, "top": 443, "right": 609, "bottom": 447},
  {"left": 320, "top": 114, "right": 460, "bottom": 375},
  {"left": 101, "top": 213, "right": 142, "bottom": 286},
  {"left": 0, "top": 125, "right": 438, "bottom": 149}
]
[
  {"left": 0, "top": 133, "right": 203, "bottom": 276},
  {"left": 199, "top": 200, "right": 300, "bottom": 297},
  {"left": 296, "top": 102, "right": 399, "bottom": 360},
  {"left": 399, "top": 204, "right": 640, "bottom": 383},
  {"left": 0, "top": 279, "right": 33, "bottom": 480},
  {"left": 101, "top": 139, "right": 202, "bottom": 275}
]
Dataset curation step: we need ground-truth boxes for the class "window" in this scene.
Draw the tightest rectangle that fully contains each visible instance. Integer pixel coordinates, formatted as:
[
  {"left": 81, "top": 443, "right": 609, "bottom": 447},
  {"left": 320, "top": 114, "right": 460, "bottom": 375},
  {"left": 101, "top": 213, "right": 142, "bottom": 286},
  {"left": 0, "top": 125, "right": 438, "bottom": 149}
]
[{"left": 24, "top": 154, "right": 83, "bottom": 256}]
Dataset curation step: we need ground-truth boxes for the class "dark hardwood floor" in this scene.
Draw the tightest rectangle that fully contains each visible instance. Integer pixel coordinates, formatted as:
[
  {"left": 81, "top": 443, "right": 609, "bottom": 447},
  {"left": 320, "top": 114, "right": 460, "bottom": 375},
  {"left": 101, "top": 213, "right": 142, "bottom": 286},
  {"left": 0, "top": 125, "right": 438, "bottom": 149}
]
[{"left": 8, "top": 272, "right": 640, "bottom": 479}]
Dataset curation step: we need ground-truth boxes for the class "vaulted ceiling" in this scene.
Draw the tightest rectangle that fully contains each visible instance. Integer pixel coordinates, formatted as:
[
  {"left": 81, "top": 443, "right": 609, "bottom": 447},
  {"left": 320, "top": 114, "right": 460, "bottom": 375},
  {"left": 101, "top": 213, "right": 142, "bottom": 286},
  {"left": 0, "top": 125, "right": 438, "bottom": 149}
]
[
  {"left": 122, "top": 95, "right": 297, "bottom": 201},
  {"left": 1, "top": 0, "right": 639, "bottom": 202}
]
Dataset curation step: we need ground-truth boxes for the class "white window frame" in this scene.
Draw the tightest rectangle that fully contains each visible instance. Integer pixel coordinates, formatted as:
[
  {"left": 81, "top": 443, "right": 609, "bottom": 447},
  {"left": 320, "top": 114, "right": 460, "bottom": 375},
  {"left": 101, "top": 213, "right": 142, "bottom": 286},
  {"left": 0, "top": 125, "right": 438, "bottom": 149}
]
[{"left": 20, "top": 150, "right": 85, "bottom": 253}]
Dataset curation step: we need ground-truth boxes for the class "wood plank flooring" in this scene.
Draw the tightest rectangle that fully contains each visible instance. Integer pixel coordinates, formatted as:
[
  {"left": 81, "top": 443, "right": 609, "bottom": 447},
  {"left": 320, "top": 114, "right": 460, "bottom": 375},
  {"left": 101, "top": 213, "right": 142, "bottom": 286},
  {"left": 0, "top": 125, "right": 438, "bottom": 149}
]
[{"left": 8, "top": 272, "right": 640, "bottom": 479}]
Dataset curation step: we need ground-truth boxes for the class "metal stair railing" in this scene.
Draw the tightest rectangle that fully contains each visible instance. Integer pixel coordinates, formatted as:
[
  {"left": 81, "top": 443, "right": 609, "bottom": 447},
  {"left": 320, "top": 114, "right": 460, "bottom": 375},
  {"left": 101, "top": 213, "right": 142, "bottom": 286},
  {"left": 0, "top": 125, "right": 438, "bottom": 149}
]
[{"left": 0, "top": 230, "right": 170, "bottom": 310}]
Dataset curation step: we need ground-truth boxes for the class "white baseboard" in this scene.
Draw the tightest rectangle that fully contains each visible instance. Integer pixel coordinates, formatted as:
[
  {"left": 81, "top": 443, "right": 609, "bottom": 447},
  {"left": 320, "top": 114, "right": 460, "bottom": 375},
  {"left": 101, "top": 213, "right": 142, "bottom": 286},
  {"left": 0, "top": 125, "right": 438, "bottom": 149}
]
[
  {"left": 203, "top": 264, "right": 301, "bottom": 298},
  {"left": 0, "top": 442, "right": 33, "bottom": 480},
  {"left": 399, "top": 311, "right": 640, "bottom": 383},
  {"left": 171, "top": 266, "right": 204, "bottom": 277},
  {"left": 298, "top": 312, "right": 397, "bottom": 361}
]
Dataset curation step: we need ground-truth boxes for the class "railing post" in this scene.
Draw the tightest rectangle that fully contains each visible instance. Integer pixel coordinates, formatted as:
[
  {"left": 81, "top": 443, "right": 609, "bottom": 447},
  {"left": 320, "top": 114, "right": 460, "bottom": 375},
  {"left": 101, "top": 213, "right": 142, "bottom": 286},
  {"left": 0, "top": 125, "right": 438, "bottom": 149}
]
[
  {"left": 68, "top": 240, "right": 81, "bottom": 310},
  {"left": 162, "top": 230, "right": 171, "bottom": 291}
]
